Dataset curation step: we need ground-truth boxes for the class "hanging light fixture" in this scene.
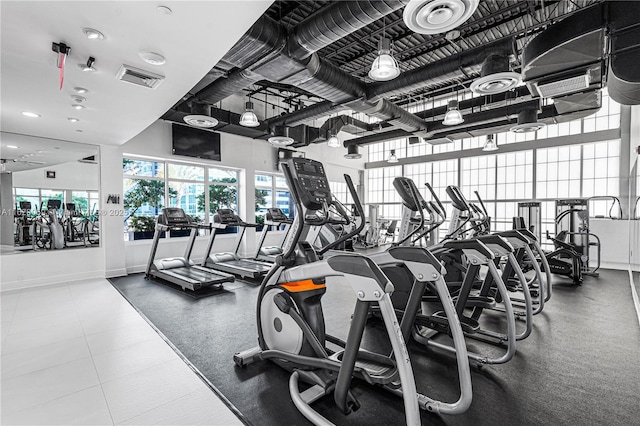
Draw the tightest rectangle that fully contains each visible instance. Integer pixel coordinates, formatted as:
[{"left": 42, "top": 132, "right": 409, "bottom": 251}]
[
  {"left": 268, "top": 125, "right": 294, "bottom": 146},
  {"left": 327, "top": 130, "right": 340, "bottom": 148},
  {"left": 239, "top": 100, "right": 260, "bottom": 127},
  {"left": 344, "top": 145, "right": 362, "bottom": 159},
  {"left": 482, "top": 134, "right": 498, "bottom": 151},
  {"left": 387, "top": 149, "right": 399, "bottom": 163},
  {"left": 442, "top": 99, "right": 464, "bottom": 125},
  {"left": 369, "top": 37, "right": 400, "bottom": 81}
]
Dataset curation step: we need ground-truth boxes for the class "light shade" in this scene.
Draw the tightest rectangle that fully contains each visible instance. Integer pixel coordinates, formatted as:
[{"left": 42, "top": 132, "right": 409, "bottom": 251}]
[
  {"left": 327, "top": 132, "right": 340, "bottom": 148},
  {"left": 442, "top": 100, "right": 464, "bottom": 125},
  {"left": 369, "top": 38, "right": 400, "bottom": 82},
  {"left": 387, "top": 149, "right": 398, "bottom": 163},
  {"left": 482, "top": 135, "right": 498, "bottom": 151},
  {"left": 268, "top": 126, "right": 294, "bottom": 146},
  {"left": 239, "top": 101, "right": 260, "bottom": 127},
  {"left": 184, "top": 115, "right": 218, "bottom": 128},
  {"left": 344, "top": 145, "right": 362, "bottom": 159}
]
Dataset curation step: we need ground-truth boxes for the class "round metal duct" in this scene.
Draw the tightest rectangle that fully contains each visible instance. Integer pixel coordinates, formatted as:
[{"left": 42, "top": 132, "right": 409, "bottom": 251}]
[
  {"left": 344, "top": 145, "right": 362, "bottom": 159},
  {"left": 403, "top": 0, "right": 479, "bottom": 35},
  {"left": 471, "top": 54, "right": 521, "bottom": 95},
  {"left": 268, "top": 126, "right": 294, "bottom": 146},
  {"left": 510, "top": 109, "right": 546, "bottom": 133}
]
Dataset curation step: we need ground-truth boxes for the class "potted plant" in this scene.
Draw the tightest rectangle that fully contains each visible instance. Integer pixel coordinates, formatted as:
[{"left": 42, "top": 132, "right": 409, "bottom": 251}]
[{"left": 129, "top": 215, "right": 160, "bottom": 240}]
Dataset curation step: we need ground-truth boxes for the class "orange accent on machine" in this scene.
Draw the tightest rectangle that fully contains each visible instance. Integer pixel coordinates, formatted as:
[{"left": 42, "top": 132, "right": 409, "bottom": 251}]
[{"left": 280, "top": 279, "right": 326, "bottom": 292}]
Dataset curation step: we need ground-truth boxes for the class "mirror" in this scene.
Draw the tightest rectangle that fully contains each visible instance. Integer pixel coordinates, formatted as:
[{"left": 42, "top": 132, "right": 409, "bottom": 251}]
[
  {"left": 631, "top": 141, "right": 639, "bottom": 284},
  {"left": 0, "top": 132, "right": 100, "bottom": 254}
]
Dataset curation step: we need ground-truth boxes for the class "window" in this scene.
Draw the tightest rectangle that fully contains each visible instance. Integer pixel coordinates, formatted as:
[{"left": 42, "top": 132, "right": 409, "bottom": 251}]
[
  {"left": 255, "top": 172, "right": 292, "bottom": 227},
  {"left": 582, "top": 140, "right": 620, "bottom": 217},
  {"left": 123, "top": 157, "right": 240, "bottom": 240},
  {"left": 583, "top": 88, "right": 620, "bottom": 133},
  {"left": 536, "top": 146, "right": 581, "bottom": 200},
  {"left": 366, "top": 166, "right": 402, "bottom": 220}
]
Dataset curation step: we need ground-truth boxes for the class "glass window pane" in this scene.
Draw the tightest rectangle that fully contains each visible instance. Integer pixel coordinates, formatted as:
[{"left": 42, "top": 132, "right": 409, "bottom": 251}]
[
  {"left": 168, "top": 164, "right": 204, "bottom": 181},
  {"left": 168, "top": 182, "right": 204, "bottom": 219},
  {"left": 123, "top": 158, "right": 164, "bottom": 177},
  {"left": 209, "top": 167, "right": 238, "bottom": 183},
  {"left": 255, "top": 174, "right": 273, "bottom": 187}
]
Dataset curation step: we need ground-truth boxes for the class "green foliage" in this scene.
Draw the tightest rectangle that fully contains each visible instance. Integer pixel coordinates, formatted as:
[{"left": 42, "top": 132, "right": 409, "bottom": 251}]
[
  {"left": 71, "top": 196, "right": 88, "bottom": 214},
  {"left": 129, "top": 215, "right": 157, "bottom": 232},
  {"left": 255, "top": 189, "right": 268, "bottom": 212},
  {"left": 196, "top": 179, "right": 238, "bottom": 213},
  {"left": 124, "top": 180, "right": 176, "bottom": 221}
]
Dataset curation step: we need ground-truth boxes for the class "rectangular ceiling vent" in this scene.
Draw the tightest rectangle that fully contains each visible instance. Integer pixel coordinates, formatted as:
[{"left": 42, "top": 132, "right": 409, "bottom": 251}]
[
  {"left": 535, "top": 73, "right": 590, "bottom": 98},
  {"left": 426, "top": 137, "right": 454, "bottom": 145},
  {"left": 116, "top": 65, "right": 164, "bottom": 89},
  {"left": 78, "top": 155, "right": 97, "bottom": 164}
]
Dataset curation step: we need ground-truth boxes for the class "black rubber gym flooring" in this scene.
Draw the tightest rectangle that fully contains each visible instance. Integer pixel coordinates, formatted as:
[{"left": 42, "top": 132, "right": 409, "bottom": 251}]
[{"left": 110, "top": 269, "right": 640, "bottom": 426}]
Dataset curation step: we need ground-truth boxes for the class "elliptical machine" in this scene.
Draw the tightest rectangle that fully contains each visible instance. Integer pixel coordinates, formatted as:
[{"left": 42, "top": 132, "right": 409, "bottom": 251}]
[{"left": 234, "top": 157, "right": 420, "bottom": 425}]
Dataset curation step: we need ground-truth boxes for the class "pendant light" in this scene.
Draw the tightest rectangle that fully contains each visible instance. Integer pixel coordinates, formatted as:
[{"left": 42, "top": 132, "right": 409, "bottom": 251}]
[
  {"left": 369, "top": 37, "right": 400, "bottom": 81},
  {"left": 344, "top": 145, "right": 362, "bottom": 159},
  {"left": 442, "top": 99, "right": 464, "bottom": 125},
  {"left": 239, "top": 100, "right": 260, "bottom": 127},
  {"left": 327, "top": 130, "right": 340, "bottom": 148},
  {"left": 482, "top": 134, "right": 498, "bottom": 151},
  {"left": 387, "top": 149, "right": 399, "bottom": 163}
]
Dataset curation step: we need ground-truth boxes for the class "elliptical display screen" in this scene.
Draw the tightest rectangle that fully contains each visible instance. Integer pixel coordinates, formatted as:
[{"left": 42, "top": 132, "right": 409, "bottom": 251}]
[{"left": 288, "top": 158, "right": 331, "bottom": 211}]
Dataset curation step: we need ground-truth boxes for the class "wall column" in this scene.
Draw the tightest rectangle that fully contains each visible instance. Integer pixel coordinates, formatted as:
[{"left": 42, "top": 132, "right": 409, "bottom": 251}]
[{"left": 100, "top": 145, "right": 127, "bottom": 277}]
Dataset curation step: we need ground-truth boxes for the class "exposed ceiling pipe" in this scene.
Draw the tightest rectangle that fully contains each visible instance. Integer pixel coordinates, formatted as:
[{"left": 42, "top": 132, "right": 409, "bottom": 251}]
[
  {"left": 183, "top": 1, "right": 407, "bottom": 110},
  {"left": 287, "top": 0, "right": 410, "bottom": 61}
]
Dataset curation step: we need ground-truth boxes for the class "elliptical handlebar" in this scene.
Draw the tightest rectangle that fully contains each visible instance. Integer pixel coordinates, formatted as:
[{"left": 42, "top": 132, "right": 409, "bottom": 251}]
[
  {"left": 281, "top": 163, "right": 305, "bottom": 263},
  {"left": 317, "top": 174, "right": 364, "bottom": 255},
  {"left": 425, "top": 182, "right": 446, "bottom": 219}
]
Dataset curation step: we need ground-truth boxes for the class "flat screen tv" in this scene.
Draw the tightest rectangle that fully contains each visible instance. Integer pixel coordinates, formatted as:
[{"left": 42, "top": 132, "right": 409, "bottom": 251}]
[{"left": 172, "top": 124, "right": 221, "bottom": 161}]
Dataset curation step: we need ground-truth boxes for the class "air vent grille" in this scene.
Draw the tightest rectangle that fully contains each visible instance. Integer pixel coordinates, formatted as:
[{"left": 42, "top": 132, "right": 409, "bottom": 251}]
[
  {"left": 535, "top": 73, "right": 589, "bottom": 98},
  {"left": 426, "top": 137, "right": 454, "bottom": 145},
  {"left": 116, "top": 65, "right": 164, "bottom": 89}
]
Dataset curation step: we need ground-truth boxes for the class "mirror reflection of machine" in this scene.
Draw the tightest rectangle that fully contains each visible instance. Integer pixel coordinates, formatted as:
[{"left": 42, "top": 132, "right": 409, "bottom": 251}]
[
  {"left": 14, "top": 201, "right": 34, "bottom": 246},
  {"left": 31, "top": 200, "right": 65, "bottom": 251}
]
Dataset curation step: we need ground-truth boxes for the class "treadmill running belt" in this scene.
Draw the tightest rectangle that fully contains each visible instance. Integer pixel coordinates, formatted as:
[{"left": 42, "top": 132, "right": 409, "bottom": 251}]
[
  {"left": 225, "top": 260, "right": 271, "bottom": 271},
  {"left": 169, "top": 267, "right": 232, "bottom": 284}
]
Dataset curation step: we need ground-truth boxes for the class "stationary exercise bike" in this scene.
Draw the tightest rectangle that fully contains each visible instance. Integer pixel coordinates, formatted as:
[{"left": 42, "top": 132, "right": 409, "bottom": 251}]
[{"left": 234, "top": 157, "right": 420, "bottom": 425}]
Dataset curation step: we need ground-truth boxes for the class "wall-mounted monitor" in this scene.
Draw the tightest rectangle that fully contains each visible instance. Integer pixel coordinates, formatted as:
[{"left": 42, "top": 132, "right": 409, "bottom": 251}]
[{"left": 172, "top": 124, "right": 221, "bottom": 161}]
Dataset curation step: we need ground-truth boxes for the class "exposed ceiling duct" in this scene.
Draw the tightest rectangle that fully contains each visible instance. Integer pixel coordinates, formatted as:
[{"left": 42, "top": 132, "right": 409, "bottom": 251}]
[
  {"left": 509, "top": 108, "right": 546, "bottom": 133},
  {"left": 186, "top": 1, "right": 409, "bottom": 108},
  {"left": 470, "top": 52, "right": 521, "bottom": 95},
  {"left": 606, "top": 2, "right": 640, "bottom": 105}
]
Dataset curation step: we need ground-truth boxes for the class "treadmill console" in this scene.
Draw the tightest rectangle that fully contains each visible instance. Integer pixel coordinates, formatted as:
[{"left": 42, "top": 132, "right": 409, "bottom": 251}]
[
  {"left": 266, "top": 208, "right": 289, "bottom": 222},
  {"left": 215, "top": 208, "right": 241, "bottom": 225},
  {"left": 159, "top": 207, "right": 190, "bottom": 226},
  {"left": 393, "top": 177, "right": 423, "bottom": 211},
  {"left": 288, "top": 157, "right": 330, "bottom": 210}
]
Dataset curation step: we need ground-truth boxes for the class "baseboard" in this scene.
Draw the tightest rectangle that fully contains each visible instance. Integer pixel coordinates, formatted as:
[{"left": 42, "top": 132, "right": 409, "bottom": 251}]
[
  {"left": 598, "top": 262, "right": 630, "bottom": 271},
  {"left": 106, "top": 268, "right": 128, "bottom": 278},
  {"left": 0, "top": 270, "right": 105, "bottom": 292}
]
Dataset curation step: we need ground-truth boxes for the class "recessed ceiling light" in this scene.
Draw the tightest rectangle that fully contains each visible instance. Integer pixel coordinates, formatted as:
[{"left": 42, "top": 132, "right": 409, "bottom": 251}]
[
  {"left": 74, "top": 87, "right": 88, "bottom": 94},
  {"left": 7, "top": 145, "right": 19, "bottom": 149},
  {"left": 72, "top": 104, "right": 85, "bottom": 110},
  {"left": 82, "top": 27, "right": 104, "bottom": 40},
  {"left": 71, "top": 95, "right": 86, "bottom": 103},
  {"left": 157, "top": 5, "right": 172, "bottom": 14},
  {"left": 21, "top": 111, "right": 41, "bottom": 118},
  {"left": 76, "top": 129, "right": 84, "bottom": 133},
  {"left": 68, "top": 117, "right": 80, "bottom": 123},
  {"left": 139, "top": 51, "right": 166, "bottom": 66}
]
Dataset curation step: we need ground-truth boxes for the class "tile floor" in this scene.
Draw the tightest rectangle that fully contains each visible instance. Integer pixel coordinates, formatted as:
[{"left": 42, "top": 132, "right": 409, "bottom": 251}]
[{"left": 1, "top": 278, "right": 243, "bottom": 425}]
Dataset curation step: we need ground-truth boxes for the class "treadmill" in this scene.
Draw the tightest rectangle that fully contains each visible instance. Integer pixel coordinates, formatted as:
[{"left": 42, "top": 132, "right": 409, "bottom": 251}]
[
  {"left": 203, "top": 209, "right": 273, "bottom": 279},
  {"left": 253, "top": 208, "right": 292, "bottom": 263},
  {"left": 146, "top": 208, "right": 235, "bottom": 291}
]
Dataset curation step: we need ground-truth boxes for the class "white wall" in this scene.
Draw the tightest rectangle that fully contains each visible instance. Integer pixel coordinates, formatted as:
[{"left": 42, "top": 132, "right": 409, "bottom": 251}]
[{"left": 12, "top": 161, "right": 99, "bottom": 191}]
